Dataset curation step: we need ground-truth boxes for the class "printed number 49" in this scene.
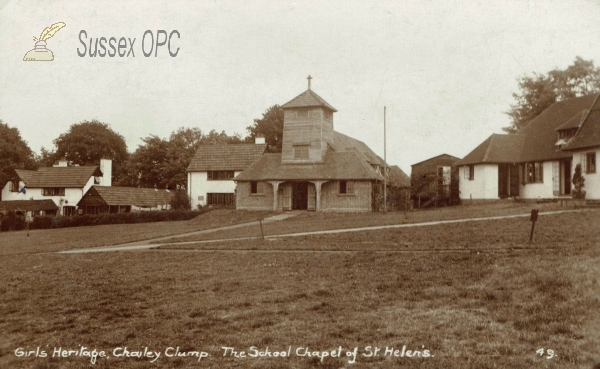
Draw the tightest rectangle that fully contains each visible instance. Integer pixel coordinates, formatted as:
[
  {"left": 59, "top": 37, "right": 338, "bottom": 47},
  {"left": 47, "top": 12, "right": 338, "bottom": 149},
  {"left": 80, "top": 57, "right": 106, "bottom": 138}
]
[{"left": 536, "top": 348, "right": 556, "bottom": 359}]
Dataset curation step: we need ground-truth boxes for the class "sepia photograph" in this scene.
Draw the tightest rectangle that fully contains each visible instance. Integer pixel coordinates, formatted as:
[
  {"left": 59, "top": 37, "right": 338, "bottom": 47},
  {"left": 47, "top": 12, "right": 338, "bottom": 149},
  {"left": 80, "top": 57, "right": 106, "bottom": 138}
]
[{"left": 1, "top": 0, "right": 599, "bottom": 368}]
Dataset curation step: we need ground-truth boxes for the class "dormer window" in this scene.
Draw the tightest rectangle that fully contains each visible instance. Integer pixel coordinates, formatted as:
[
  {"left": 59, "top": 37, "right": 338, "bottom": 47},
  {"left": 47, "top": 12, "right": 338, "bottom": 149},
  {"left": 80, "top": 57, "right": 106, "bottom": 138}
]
[{"left": 556, "top": 128, "right": 578, "bottom": 148}]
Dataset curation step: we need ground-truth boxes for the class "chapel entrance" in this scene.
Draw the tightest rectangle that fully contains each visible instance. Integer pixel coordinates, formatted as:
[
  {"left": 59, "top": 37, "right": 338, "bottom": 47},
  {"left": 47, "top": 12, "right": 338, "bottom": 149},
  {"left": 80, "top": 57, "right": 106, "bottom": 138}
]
[
  {"left": 282, "top": 182, "right": 317, "bottom": 211},
  {"left": 292, "top": 182, "right": 308, "bottom": 210}
]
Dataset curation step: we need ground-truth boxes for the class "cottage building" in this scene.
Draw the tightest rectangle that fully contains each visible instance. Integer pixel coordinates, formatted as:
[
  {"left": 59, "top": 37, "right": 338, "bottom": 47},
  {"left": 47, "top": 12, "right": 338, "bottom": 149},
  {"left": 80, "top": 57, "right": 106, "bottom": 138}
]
[
  {"left": 457, "top": 93, "right": 600, "bottom": 200},
  {"left": 186, "top": 140, "right": 267, "bottom": 209},
  {"left": 1, "top": 158, "right": 111, "bottom": 215},
  {"left": 77, "top": 186, "right": 173, "bottom": 214},
  {"left": 235, "top": 77, "right": 386, "bottom": 212}
]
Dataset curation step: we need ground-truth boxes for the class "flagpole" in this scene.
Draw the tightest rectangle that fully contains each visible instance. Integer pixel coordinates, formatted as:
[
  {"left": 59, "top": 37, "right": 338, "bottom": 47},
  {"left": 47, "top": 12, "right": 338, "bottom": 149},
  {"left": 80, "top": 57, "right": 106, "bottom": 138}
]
[{"left": 384, "top": 106, "right": 387, "bottom": 213}]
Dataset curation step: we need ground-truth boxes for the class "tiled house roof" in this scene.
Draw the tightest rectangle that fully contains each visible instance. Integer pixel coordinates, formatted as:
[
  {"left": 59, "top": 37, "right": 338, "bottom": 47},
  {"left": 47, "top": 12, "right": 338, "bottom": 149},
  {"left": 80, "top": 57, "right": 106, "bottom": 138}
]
[
  {"left": 456, "top": 134, "right": 525, "bottom": 166},
  {"left": 187, "top": 144, "right": 267, "bottom": 172},
  {"left": 15, "top": 166, "right": 102, "bottom": 188},
  {"left": 234, "top": 151, "right": 384, "bottom": 181},
  {"left": 281, "top": 89, "right": 338, "bottom": 112},
  {"left": 78, "top": 186, "right": 173, "bottom": 207},
  {"left": 518, "top": 94, "right": 598, "bottom": 162}
]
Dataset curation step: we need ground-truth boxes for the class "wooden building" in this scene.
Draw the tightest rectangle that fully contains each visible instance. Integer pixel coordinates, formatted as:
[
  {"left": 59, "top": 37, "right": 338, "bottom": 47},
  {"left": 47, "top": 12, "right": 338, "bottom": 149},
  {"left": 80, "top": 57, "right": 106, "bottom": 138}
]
[{"left": 411, "top": 154, "right": 460, "bottom": 208}]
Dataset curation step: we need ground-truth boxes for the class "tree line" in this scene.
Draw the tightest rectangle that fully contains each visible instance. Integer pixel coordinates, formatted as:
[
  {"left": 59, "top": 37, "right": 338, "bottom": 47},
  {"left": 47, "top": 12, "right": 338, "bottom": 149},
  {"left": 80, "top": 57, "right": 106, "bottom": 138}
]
[{"left": 0, "top": 104, "right": 284, "bottom": 194}]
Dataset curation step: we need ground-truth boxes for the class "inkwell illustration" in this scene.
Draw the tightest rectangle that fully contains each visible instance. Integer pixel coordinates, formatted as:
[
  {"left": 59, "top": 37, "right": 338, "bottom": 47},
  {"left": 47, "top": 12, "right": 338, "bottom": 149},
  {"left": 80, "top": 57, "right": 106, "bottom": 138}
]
[{"left": 23, "top": 22, "right": 66, "bottom": 61}]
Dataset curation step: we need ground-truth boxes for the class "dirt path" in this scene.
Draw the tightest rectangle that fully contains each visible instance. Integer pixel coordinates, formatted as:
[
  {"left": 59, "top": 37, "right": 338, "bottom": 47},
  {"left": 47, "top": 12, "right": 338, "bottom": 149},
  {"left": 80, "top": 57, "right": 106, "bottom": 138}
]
[{"left": 59, "top": 209, "right": 581, "bottom": 254}]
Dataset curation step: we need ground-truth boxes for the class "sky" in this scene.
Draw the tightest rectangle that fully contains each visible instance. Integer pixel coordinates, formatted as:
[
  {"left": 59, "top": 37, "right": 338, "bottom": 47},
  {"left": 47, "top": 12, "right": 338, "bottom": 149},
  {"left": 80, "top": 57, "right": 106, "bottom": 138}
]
[{"left": 1, "top": 0, "right": 600, "bottom": 174}]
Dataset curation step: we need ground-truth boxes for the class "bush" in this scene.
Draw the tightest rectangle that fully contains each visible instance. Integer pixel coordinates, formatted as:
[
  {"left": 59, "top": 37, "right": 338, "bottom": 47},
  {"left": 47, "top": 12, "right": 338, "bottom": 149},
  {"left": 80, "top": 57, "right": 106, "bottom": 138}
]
[
  {"left": 0, "top": 211, "right": 26, "bottom": 232},
  {"left": 170, "top": 190, "right": 191, "bottom": 210},
  {"left": 572, "top": 163, "right": 586, "bottom": 199},
  {"left": 2, "top": 208, "right": 211, "bottom": 232},
  {"left": 31, "top": 216, "right": 53, "bottom": 230}
]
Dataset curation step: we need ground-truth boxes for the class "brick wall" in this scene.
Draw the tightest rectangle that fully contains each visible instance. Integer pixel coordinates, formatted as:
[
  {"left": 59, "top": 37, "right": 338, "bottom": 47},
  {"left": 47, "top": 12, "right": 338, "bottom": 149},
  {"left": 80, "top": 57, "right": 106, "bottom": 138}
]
[
  {"left": 321, "top": 180, "right": 372, "bottom": 212},
  {"left": 236, "top": 181, "right": 274, "bottom": 211}
]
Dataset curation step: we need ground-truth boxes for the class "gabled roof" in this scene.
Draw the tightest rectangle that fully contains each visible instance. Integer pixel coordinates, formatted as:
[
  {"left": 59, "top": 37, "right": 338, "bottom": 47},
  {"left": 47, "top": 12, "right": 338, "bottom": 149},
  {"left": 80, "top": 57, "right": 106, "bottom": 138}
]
[
  {"left": 281, "top": 89, "right": 338, "bottom": 112},
  {"left": 0, "top": 200, "right": 58, "bottom": 212},
  {"left": 234, "top": 150, "right": 384, "bottom": 181},
  {"left": 388, "top": 165, "right": 410, "bottom": 187},
  {"left": 518, "top": 93, "right": 598, "bottom": 162},
  {"left": 15, "top": 166, "right": 101, "bottom": 188},
  {"left": 78, "top": 186, "right": 173, "bottom": 207},
  {"left": 187, "top": 144, "right": 267, "bottom": 172},
  {"left": 563, "top": 94, "right": 600, "bottom": 151},
  {"left": 331, "top": 131, "right": 386, "bottom": 167},
  {"left": 456, "top": 134, "right": 525, "bottom": 166},
  {"left": 556, "top": 110, "right": 588, "bottom": 131},
  {"left": 411, "top": 154, "right": 461, "bottom": 167}
]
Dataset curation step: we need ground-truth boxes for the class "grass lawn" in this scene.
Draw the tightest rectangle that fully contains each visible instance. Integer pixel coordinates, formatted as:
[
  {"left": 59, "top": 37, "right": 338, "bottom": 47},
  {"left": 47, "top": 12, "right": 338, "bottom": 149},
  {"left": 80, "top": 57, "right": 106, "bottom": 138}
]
[
  {"left": 0, "top": 209, "right": 272, "bottom": 255},
  {"left": 0, "top": 206, "right": 599, "bottom": 368}
]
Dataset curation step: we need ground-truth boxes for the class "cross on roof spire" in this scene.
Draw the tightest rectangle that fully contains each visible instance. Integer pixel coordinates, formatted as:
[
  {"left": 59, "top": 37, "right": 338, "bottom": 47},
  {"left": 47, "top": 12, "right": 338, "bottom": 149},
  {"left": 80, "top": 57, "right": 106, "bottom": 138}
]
[{"left": 307, "top": 75, "right": 312, "bottom": 90}]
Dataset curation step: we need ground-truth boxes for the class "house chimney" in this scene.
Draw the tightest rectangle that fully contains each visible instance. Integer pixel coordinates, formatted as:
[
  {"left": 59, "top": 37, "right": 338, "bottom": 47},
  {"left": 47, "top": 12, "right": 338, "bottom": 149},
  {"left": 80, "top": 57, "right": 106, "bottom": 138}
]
[
  {"left": 53, "top": 156, "right": 69, "bottom": 167},
  {"left": 255, "top": 134, "right": 266, "bottom": 145},
  {"left": 100, "top": 158, "right": 112, "bottom": 186}
]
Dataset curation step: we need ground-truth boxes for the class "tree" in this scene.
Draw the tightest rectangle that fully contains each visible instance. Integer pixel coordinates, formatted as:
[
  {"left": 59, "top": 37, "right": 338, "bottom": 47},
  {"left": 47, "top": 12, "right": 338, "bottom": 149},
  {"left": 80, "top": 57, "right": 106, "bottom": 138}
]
[
  {"left": 49, "top": 120, "right": 129, "bottom": 182},
  {"left": 504, "top": 57, "right": 600, "bottom": 133},
  {"left": 121, "top": 127, "right": 243, "bottom": 189},
  {"left": 170, "top": 189, "right": 191, "bottom": 210},
  {"left": 246, "top": 105, "right": 284, "bottom": 152},
  {"left": 0, "top": 120, "right": 37, "bottom": 199}
]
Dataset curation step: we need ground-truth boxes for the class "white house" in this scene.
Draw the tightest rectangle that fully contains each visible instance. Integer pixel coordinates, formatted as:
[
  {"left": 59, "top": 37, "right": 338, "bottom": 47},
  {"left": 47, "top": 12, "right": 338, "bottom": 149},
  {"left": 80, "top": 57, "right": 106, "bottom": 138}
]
[
  {"left": 457, "top": 93, "right": 600, "bottom": 200},
  {"left": 1, "top": 158, "right": 112, "bottom": 215},
  {"left": 186, "top": 139, "right": 266, "bottom": 209}
]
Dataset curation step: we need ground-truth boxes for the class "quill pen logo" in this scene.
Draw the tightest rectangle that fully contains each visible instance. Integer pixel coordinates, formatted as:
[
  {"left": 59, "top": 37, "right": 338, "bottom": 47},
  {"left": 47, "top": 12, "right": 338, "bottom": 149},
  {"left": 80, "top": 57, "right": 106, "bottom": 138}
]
[{"left": 23, "top": 22, "right": 66, "bottom": 61}]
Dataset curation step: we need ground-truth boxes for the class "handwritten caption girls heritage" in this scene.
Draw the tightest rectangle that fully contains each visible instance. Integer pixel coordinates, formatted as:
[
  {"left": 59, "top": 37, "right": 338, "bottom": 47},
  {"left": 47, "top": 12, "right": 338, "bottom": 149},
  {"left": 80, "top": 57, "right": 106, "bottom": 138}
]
[{"left": 14, "top": 345, "right": 434, "bottom": 365}]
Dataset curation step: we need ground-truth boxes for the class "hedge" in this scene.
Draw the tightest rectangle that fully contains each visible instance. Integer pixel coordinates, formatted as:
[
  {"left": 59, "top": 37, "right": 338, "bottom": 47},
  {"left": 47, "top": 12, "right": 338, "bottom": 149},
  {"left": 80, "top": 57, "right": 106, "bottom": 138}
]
[{"left": 1, "top": 208, "right": 211, "bottom": 232}]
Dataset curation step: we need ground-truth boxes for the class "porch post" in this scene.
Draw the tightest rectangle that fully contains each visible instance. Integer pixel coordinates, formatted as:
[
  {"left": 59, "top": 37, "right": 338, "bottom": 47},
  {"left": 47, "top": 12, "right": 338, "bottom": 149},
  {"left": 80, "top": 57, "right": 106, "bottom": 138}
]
[
  {"left": 269, "top": 181, "right": 283, "bottom": 212},
  {"left": 310, "top": 181, "right": 326, "bottom": 211}
]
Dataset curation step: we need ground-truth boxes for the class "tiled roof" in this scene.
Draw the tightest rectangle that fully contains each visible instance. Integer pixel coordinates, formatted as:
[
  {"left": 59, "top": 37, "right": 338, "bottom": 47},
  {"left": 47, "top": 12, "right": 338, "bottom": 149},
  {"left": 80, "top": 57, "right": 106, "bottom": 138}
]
[
  {"left": 564, "top": 94, "right": 600, "bottom": 151},
  {"left": 411, "top": 154, "right": 461, "bottom": 167},
  {"left": 556, "top": 110, "right": 588, "bottom": 131},
  {"left": 331, "top": 131, "right": 386, "bottom": 167},
  {"left": 234, "top": 151, "right": 384, "bottom": 181},
  {"left": 518, "top": 94, "right": 598, "bottom": 162},
  {"left": 187, "top": 144, "right": 266, "bottom": 172},
  {"left": 0, "top": 200, "right": 58, "bottom": 212},
  {"left": 78, "top": 186, "right": 173, "bottom": 207},
  {"left": 281, "top": 90, "right": 338, "bottom": 112},
  {"left": 456, "top": 134, "right": 525, "bottom": 166},
  {"left": 16, "top": 166, "right": 101, "bottom": 188},
  {"left": 388, "top": 165, "right": 410, "bottom": 187}
]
